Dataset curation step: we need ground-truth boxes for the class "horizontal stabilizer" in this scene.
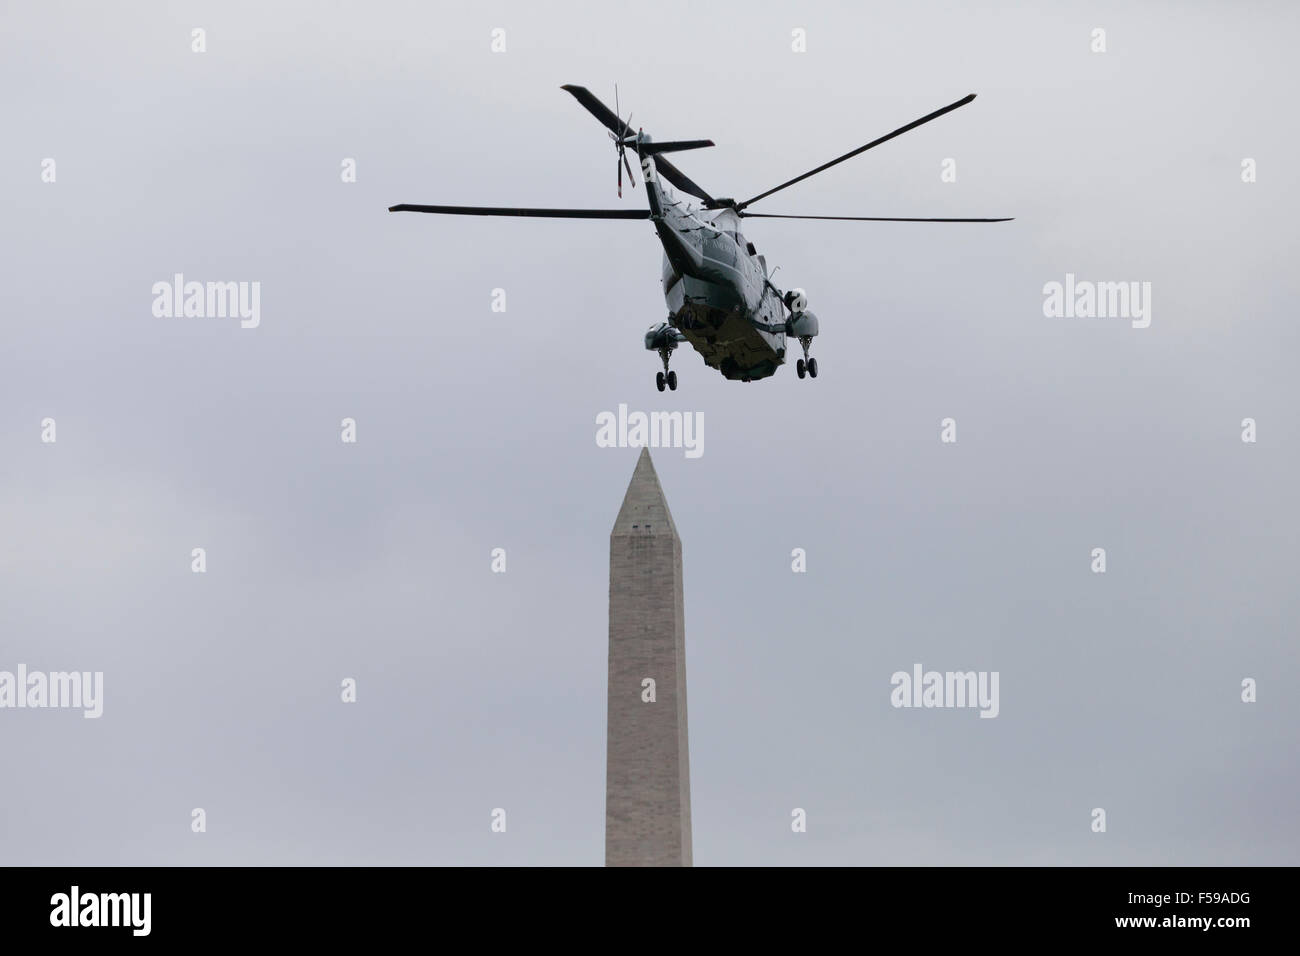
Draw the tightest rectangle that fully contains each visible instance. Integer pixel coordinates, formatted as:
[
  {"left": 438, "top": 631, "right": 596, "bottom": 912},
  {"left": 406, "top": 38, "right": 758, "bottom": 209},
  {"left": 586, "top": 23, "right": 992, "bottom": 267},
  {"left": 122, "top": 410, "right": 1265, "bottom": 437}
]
[{"left": 628, "top": 140, "right": 715, "bottom": 155}]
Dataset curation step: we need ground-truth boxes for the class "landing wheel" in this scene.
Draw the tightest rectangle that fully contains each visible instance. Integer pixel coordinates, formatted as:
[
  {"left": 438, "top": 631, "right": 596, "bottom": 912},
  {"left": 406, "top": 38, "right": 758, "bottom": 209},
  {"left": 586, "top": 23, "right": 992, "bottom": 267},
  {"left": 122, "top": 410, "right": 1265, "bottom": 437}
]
[
  {"left": 796, "top": 358, "right": 806, "bottom": 379},
  {"left": 807, "top": 357, "right": 818, "bottom": 378},
  {"left": 656, "top": 342, "right": 677, "bottom": 392}
]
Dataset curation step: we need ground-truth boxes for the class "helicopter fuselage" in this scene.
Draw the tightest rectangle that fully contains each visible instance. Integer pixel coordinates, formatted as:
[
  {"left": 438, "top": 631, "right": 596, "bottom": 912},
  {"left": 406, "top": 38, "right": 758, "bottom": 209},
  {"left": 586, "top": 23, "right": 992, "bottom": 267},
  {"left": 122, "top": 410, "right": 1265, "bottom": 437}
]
[{"left": 643, "top": 160, "right": 797, "bottom": 382}]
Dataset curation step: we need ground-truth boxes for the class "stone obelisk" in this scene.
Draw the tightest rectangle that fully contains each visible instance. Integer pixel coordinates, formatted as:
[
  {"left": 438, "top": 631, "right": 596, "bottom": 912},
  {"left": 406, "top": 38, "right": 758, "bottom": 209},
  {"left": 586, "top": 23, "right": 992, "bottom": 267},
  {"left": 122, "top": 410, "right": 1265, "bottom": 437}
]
[{"left": 606, "top": 448, "right": 692, "bottom": 866}]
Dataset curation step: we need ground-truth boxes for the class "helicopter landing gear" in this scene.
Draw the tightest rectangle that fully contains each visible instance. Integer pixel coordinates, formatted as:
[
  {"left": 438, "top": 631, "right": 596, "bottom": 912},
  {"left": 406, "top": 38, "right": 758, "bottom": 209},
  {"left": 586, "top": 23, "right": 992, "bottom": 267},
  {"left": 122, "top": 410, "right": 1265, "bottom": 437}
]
[
  {"left": 656, "top": 345, "right": 678, "bottom": 391},
  {"left": 796, "top": 336, "right": 818, "bottom": 380}
]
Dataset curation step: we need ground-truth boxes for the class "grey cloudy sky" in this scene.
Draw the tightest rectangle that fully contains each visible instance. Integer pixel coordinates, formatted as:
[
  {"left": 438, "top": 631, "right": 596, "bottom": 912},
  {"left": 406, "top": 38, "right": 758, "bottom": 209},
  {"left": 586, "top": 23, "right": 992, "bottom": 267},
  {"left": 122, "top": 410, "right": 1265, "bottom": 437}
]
[{"left": 2, "top": 0, "right": 1297, "bottom": 865}]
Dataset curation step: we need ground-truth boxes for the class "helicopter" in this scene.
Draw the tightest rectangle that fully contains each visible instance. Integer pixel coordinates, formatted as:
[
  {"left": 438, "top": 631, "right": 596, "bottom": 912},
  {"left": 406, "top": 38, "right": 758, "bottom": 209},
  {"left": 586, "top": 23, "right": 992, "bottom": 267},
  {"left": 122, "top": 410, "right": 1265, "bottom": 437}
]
[{"left": 389, "top": 85, "right": 1011, "bottom": 390}]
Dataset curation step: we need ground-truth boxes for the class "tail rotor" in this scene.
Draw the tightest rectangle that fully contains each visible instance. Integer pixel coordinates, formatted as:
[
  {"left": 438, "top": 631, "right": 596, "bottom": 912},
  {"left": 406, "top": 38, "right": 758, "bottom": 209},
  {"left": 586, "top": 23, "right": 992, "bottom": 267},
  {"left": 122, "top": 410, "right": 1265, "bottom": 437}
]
[{"left": 609, "top": 85, "right": 636, "bottom": 197}]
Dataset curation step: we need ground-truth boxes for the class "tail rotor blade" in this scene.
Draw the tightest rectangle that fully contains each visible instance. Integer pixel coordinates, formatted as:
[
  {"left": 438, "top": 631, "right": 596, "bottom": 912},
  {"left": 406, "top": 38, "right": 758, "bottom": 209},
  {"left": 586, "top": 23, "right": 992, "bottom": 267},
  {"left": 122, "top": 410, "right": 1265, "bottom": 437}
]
[
  {"left": 622, "top": 113, "right": 635, "bottom": 189},
  {"left": 621, "top": 145, "right": 636, "bottom": 189}
]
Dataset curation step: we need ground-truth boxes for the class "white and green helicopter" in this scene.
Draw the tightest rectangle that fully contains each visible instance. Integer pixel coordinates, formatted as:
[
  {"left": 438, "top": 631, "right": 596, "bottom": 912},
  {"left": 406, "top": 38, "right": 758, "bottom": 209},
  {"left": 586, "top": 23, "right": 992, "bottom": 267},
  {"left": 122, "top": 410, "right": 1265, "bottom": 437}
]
[{"left": 390, "top": 85, "right": 1011, "bottom": 389}]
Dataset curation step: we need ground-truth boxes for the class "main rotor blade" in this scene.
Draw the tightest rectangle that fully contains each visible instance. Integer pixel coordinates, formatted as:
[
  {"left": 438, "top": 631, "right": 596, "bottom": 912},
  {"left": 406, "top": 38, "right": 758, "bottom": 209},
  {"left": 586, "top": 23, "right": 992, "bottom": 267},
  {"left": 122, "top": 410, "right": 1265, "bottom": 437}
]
[
  {"left": 740, "top": 212, "right": 1013, "bottom": 222},
  {"left": 653, "top": 154, "right": 716, "bottom": 204},
  {"left": 388, "top": 204, "right": 650, "bottom": 219},
  {"left": 561, "top": 84, "right": 634, "bottom": 139},
  {"left": 736, "top": 93, "right": 978, "bottom": 211}
]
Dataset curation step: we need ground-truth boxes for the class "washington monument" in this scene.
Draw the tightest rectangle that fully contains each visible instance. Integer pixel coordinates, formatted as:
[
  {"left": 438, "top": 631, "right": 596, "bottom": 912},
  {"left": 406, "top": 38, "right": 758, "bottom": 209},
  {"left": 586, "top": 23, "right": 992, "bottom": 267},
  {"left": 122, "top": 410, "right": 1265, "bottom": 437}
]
[{"left": 606, "top": 448, "right": 692, "bottom": 866}]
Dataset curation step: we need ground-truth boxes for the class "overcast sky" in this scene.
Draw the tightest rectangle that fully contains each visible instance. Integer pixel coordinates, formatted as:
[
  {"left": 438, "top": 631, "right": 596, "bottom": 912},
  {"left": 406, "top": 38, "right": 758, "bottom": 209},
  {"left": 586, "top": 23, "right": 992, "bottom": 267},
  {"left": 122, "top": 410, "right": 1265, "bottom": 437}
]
[{"left": 2, "top": 0, "right": 1297, "bottom": 865}]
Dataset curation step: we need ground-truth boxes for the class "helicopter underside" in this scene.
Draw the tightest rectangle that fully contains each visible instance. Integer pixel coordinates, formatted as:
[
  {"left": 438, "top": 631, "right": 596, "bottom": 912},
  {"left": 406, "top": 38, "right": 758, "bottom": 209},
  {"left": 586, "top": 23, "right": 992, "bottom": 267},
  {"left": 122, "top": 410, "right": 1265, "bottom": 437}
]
[
  {"left": 673, "top": 302, "right": 782, "bottom": 381},
  {"left": 663, "top": 270, "right": 785, "bottom": 382}
]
